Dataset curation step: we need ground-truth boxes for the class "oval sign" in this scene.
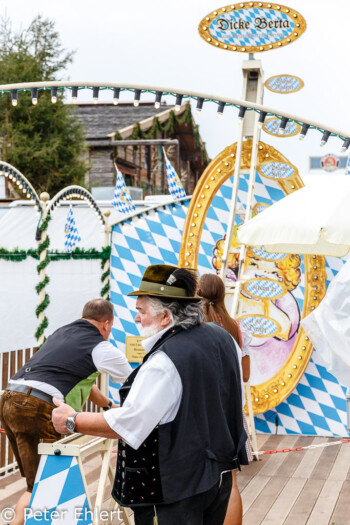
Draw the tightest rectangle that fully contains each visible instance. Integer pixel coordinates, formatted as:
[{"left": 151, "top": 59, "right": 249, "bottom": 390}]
[
  {"left": 265, "top": 74, "right": 304, "bottom": 93},
  {"left": 243, "top": 278, "right": 286, "bottom": 300},
  {"left": 258, "top": 161, "right": 296, "bottom": 180},
  {"left": 251, "top": 246, "right": 287, "bottom": 261},
  {"left": 263, "top": 117, "right": 301, "bottom": 137},
  {"left": 253, "top": 202, "right": 269, "bottom": 216},
  {"left": 238, "top": 315, "right": 280, "bottom": 338},
  {"left": 198, "top": 2, "right": 307, "bottom": 53}
]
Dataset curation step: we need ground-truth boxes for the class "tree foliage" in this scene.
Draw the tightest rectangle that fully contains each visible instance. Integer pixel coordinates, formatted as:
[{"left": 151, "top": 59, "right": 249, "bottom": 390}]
[{"left": 0, "top": 15, "right": 87, "bottom": 194}]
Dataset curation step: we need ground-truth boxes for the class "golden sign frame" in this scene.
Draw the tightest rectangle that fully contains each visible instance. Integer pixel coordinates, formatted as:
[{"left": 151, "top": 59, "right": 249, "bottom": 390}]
[
  {"left": 265, "top": 74, "right": 305, "bottom": 94},
  {"left": 178, "top": 140, "right": 327, "bottom": 414},
  {"left": 198, "top": 2, "right": 307, "bottom": 53},
  {"left": 262, "top": 117, "right": 302, "bottom": 138}
]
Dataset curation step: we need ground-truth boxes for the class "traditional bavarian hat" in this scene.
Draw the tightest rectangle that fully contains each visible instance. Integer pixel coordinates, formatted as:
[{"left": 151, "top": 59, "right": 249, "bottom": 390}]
[{"left": 128, "top": 264, "right": 201, "bottom": 301}]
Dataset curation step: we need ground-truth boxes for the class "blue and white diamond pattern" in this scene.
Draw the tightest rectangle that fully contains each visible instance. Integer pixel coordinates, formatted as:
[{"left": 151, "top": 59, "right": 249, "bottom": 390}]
[
  {"left": 240, "top": 316, "right": 279, "bottom": 337},
  {"left": 259, "top": 162, "right": 295, "bottom": 179},
  {"left": 245, "top": 279, "right": 284, "bottom": 299},
  {"left": 267, "top": 76, "right": 302, "bottom": 93},
  {"left": 112, "top": 167, "right": 136, "bottom": 215},
  {"left": 26, "top": 455, "right": 91, "bottom": 524},
  {"left": 251, "top": 247, "right": 287, "bottom": 260},
  {"left": 109, "top": 173, "right": 350, "bottom": 437},
  {"left": 164, "top": 152, "right": 186, "bottom": 200},
  {"left": 255, "top": 353, "right": 348, "bottom": 437},
  {"left": 64, "top": 205, "right": 81, "bottom": 254},
  {"left": 264, "top": 119, "right": 300, "bottom": 137},
  {"left": 209, "top": 9, "right": 294, "bottom": 47}
]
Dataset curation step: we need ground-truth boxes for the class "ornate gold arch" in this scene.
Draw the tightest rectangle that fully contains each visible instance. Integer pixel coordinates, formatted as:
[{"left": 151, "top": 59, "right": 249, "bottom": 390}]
[{"left": 179, "top": 140, "right": 327, "bottom": 414}]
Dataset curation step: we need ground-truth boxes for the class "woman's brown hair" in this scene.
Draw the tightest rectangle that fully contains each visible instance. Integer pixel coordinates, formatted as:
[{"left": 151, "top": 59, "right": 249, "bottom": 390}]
[{"left": 197, "top": 273, "right": 241, "bottom": 346}]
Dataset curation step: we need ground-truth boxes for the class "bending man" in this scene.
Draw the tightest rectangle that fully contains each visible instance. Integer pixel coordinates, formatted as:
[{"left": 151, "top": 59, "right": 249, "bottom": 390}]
[{"left": 0, "top": 298, "right": 131, "bottom": 525}]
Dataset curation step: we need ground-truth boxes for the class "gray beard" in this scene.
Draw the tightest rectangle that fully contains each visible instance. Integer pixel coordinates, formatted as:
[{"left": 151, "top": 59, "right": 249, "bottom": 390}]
[{"left": 139, "top": 323, "right": 162, "bottom": 338}]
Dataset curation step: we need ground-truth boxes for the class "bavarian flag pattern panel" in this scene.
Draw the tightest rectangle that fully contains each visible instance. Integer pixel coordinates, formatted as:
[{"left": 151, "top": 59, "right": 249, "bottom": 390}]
[
  {"left": 109, "top": 173, "right": 349, "bottom": 438},
  {"left": 26, "top": 455, "right": 91, "bottom": 524}
]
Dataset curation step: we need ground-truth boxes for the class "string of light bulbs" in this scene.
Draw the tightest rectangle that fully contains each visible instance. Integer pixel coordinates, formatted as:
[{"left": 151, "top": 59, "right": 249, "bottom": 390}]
[
  {"left": 47, "top": 186, "right": 106, "bottom": 225},
  {"left": 0, "top": 162, "right": 41, "bottom": 210},
  {"left": 2, "top": 81, "right": 349, "bottom": 151}
]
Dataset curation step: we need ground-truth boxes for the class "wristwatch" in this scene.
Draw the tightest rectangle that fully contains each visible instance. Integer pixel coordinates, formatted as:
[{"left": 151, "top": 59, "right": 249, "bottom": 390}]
[
  {"left": 103, "top": 400, "right": 113, "bottom": 411},
  {"left": 65, "top": 412, "right": 79, "bottom": 434}
]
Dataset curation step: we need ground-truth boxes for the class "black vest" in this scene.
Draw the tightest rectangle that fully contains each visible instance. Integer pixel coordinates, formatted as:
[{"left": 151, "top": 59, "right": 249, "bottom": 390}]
[
  {"left": 12, "top": 319, "right": 103, "bottom": 397},
  {"left": 112, "top": 322, "right": 248, "bottom": 507}
]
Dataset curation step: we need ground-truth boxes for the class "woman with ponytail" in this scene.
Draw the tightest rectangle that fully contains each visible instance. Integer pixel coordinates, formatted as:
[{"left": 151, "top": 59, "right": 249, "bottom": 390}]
[{"left": 197, "top": 273, "right": 253, "bottom": 525}]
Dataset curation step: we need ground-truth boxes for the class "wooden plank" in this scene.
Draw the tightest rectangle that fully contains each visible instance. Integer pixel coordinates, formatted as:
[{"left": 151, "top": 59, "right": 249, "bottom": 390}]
[
  {"left": 0, "top": 352, "right": 6, "bottom": 470},
  {"left": 10, "top": 350, "right": 16, "bottom": 378},
  {"left": 236, "top": 433, "right": 270, "bottom": 492},
  {"left": 243, "top": 475, "right": 288, "bottom": 525},
  {"left": 284, "top": 478, "right": 325, "bottom": 525},
  {"left": 241, "top": 474, "right": 271, "bottom": 513},
  {"left": 1, "top": 352, "right": 8, "bottom": 391},
  {"left": 25, "top": 347, "right": 31, "bottom": 362},
  {"left": 330, "top": 480, "right": 350, "bottom": 525},
  {"left": 262, "top": 477, "right": 306, "bottom": 524},
  {"left": 274, "top": 436, "right": 312, "bottom": 478},
  {"left": 309, "top": 439, "right": 341, "bottom": 480},
  {"left": 17, "top": 349, "right": 23, "bottom": 372},
  {"left": 256, "top": 433, "right": 272, "bottom": 450},
  {"left": 238, "top": 435, "right": 286, "bottom": 490},
  {"left": 328, "top": 440, "right": 350, "bottom": 481},
  {"left": 292, "top": 436, "right": 329, "bottom": 479},
  {"left": 258, "top": 435, "right": 299, "bottom": 477},
  {"left": 307, "top": 479, "right": 344, "bottom": 525}
]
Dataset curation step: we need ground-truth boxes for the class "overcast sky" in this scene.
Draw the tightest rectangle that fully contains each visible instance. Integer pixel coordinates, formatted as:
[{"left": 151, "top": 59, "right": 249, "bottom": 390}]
[{"left": 2, "top": 0, "right": 350, "bottom": 174}]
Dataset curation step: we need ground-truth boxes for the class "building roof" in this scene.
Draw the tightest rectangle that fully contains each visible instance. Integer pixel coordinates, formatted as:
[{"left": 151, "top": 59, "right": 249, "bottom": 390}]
[{"left": 74, "top": 102, "right": 176, "bottom": 140}]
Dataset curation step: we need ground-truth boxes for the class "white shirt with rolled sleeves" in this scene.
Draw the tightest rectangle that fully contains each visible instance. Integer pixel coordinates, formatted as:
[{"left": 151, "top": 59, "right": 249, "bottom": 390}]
[
  {"left": 9, "top": 340, "right": 132, "bottom": 401},
  {"left": 103, "top": 325, "right": 245, "bottom": 450}
]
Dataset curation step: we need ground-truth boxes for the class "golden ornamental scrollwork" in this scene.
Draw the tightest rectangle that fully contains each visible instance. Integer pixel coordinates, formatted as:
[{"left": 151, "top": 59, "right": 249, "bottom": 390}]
[{"left": 179, "top": 139, "right": 327, "bottom": 414}]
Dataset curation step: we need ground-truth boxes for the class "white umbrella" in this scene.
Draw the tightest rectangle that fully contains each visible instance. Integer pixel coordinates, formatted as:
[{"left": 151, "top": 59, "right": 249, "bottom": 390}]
[
  {"left": 237, "top": 174, "right": 350, "bottom": 388},
  {"left": 236, "top": 175, "right": 350, "bottom": 257}
]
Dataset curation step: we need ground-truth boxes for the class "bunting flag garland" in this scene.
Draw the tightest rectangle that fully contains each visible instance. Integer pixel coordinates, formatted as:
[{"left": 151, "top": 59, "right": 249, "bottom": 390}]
[
  {"left": 64, "top": 205, "right": 81, "bottom": 253},
  {"left": 163, "top": 149, "right": 186, "bottom": 200},
  {"left": 112, "top": 165, "right": 136, "bottom": 214}
]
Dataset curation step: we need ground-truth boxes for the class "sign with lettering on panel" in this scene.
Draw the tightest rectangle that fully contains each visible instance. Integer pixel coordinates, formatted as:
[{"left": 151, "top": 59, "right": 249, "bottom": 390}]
[
  {"left": 265, "top": 74, "right": 304, "bottom": 93},
  {"left": 198, "top": 2, "right": 306, "bottom": 53}
]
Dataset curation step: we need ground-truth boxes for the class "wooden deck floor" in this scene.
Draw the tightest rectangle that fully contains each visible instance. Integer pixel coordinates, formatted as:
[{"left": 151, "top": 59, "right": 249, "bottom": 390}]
[{"left": 1, "top": 434, "right": 350, "bottom": 524}]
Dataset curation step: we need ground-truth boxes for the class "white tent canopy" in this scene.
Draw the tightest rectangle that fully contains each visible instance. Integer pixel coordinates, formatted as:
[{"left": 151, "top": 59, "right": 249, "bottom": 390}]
[{"left": 237, "top": 175, "right": 350, "bottom": 257}]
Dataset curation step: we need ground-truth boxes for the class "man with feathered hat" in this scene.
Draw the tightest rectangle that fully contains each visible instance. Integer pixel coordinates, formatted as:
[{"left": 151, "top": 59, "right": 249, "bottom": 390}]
[{"left": 53, "top": 264, "right": 247, "bottom": 524}]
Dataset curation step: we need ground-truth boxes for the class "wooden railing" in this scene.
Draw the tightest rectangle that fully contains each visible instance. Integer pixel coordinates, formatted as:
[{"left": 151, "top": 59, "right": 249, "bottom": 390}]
[
  {"left": 0, "top": 347, "right": 37, "bottom": 475},
  {"left": 0, "top": 347, "right": 101, "bottom": 477}
]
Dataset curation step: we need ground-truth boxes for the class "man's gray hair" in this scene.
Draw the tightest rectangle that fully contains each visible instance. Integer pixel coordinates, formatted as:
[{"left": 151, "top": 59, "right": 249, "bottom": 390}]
[{"left": 144, "top": 296, "right": 204, "bottom": 330}]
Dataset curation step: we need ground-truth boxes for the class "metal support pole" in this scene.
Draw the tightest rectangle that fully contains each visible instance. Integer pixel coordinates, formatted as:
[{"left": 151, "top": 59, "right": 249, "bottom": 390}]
[
  {"left": 218, "top": 118, "right": 245, "bottom": 281},
  {"left": 230, "top": 111, "right": 261, "bottom": 457}
]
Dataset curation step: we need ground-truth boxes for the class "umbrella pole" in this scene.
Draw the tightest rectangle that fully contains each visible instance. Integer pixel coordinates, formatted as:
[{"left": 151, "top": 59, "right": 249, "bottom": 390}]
[
  {"left": 231, "top": 110, "right": 262, "bottom": 459},
  {"left": 218, "top": 118, "right": 245, "bottom": 282},
  {"left": 219, "top": 58, "right": 264, "bottom": 458}
]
